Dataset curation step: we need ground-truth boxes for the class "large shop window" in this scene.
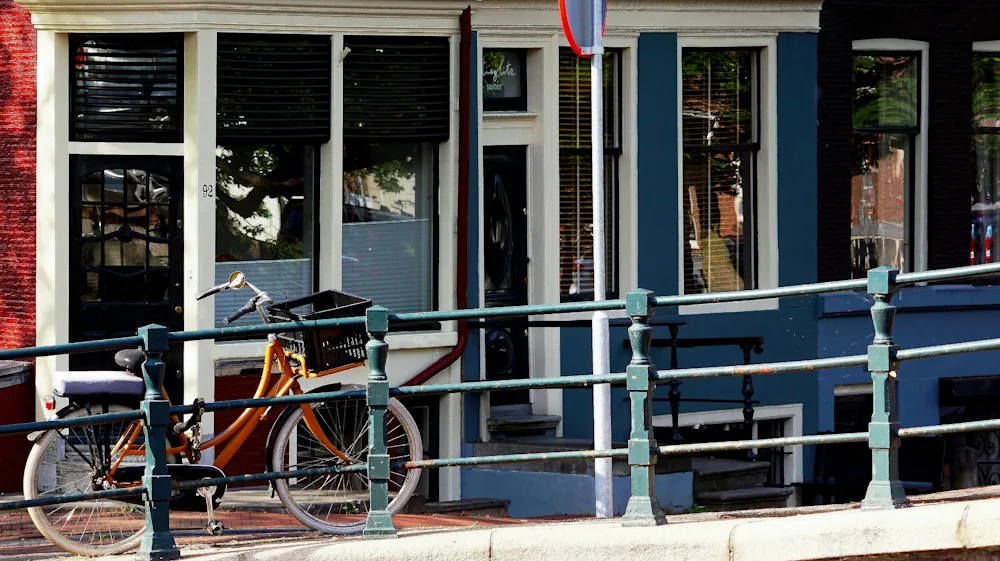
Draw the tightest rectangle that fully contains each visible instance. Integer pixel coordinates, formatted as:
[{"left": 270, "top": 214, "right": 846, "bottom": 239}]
[
  {"left": 214, "top": 34, "right": 331, "bottom": 327},
  {"left": 973, "top": 53, "right": 1000, "bottom": 270},
  {"left": 341, "top": 36, "right": 449, "bottom": 314},
  {"left": 681, "top": 49, "right": 759, "bottom": 294},
  {"left": 558, "top": 48, "right": 621, "bottom": 301},
  {"left": 851, "top": 53, "right": 919, "bottom": 278},
  {"left": 70, "top": 33, "right": 183, "bottom": 143}
]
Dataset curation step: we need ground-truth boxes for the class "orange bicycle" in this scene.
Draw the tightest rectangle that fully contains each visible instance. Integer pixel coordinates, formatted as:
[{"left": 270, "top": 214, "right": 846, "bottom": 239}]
[{"left": 22, "top": 272, "right": 423, "bottom": 557}]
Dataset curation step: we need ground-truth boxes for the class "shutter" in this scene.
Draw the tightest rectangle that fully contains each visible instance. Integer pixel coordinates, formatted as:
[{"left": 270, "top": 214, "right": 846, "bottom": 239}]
[
  {"left": 217, "top": 34, "right": 332, "bottom": 143},
  {"left": 343, "top": 36, "right": 450, "bottom": 141},
  {"left": 71, "top": 34, "right": 183, "bottom": 143}
]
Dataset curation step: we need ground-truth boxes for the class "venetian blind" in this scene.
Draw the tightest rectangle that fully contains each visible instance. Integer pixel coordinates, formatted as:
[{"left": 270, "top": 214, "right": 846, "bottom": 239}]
[
  {"left": 71, "top": 34, "right": 183, "bottom": 143},
  {"left": 343, "top": 36, "right": 450, "bottom": 141},
  {"left": 681, "top": 50, "right": 757, "bottom": 294},
  {"left": 217, "top": 34, "right": 332, "bottom": 143},
  {"left": 558, "top": 48, "right": 619, "bottom": 298}
]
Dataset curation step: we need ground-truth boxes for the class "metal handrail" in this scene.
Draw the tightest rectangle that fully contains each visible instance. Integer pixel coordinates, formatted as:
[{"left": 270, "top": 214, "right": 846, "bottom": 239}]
[{"left": 2, "top": 263, "right": 1000, "bottom": 558}]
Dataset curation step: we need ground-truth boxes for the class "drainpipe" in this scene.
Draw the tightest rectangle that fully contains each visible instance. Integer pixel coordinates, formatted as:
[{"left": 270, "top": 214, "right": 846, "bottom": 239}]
[{"left": 403, "top": 5, "right": 472, "bottom": 387}]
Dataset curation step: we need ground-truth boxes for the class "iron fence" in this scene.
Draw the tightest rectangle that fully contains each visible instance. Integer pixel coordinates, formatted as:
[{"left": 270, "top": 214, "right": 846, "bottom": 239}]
[{"left": 2, "top": 264, "right": 1000, "bottom": 559}]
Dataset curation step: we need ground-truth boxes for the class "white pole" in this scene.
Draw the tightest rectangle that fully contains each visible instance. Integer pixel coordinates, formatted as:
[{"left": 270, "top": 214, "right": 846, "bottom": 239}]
[{"left": 590, "top": 0, "right": 613, "bottom": 519}]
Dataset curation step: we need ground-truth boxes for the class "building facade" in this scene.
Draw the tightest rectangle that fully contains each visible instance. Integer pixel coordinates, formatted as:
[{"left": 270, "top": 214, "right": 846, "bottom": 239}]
[{"left": 4, "top": 0, "right": 999, "bottom": 514}]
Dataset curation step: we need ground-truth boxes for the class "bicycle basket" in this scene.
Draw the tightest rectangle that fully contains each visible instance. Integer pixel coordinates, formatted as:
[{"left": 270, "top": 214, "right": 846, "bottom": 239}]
[{"left": 266, "top": 289, "right": 372, "bottom": 373}]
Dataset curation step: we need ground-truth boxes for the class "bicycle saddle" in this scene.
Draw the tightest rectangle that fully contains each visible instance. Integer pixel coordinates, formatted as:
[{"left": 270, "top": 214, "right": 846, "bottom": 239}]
[{"left": 115, "top": 348, "right": 146, "bottom": 373}]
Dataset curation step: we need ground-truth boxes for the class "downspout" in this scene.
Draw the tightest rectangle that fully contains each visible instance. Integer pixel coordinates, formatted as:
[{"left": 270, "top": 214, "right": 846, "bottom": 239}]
[{"left": 403, "top": 5, "right": 472, "bottom": 386}]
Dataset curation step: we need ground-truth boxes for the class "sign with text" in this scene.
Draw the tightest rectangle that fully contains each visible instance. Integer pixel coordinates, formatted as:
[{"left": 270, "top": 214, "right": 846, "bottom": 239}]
[
  {"left": 483, "top": 49, "right": 527, "bottom": 112},
  {"left": 559, "top": 0, "right": 607, "bottom": 57}
]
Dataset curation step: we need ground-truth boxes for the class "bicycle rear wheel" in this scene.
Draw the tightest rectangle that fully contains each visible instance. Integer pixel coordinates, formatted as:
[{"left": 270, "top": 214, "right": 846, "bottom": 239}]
[
  {"left": 23, "top": 405, "right": 148, "bottom": 557},
  {"left": 270, "top": 395, "right": 422, "bottom": 534}
]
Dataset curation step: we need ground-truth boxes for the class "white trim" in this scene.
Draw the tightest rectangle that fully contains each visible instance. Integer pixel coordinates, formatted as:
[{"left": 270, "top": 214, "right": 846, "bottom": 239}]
[
  {"left": 974, "top": 41, "right": 1000, "bottom": 52},
  {"left": 34, "top": 31, "right": 70, "bottom": 421},
  {"left": 654, "top": 403, "right": 804, "bottom": 486},
  {"left": 852, "top": 39, "right": 930, "bottom": 274},
  {"left": 676, "top": 35, "right": 780, "bottom": 315},
  {"left": 834, "top": 383, "right": 873, "bottom": 397},
  {"left": 67, "top": 142, "right": 185, "bottom": 156},
  {"left": 321, "top": 34, "right": 341, "bottom": 293}
]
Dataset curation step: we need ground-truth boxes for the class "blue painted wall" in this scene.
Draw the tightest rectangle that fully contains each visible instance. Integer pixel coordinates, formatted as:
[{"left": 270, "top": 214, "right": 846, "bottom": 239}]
[
  {"left": 817, "top": 286, "right": 1000, "bottom": 432},
  {"left": 560, "top": 32, "right": 823, "bottom": 478}
]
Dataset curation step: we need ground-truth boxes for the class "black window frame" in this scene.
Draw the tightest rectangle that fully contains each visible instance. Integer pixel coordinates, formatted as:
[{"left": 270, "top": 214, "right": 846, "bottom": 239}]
[
  {"left": 558, "top": 47, "right": 623, "bottom": 303},
  {"left": 850, "top": 50, "right": 921, "bottom": 278},
  {"left": 681, "top": 47, "right": 761, "bottom": 295}
]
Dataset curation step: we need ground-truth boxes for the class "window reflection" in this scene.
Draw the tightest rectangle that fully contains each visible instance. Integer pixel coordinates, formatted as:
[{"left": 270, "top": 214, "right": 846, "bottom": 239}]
[
  {"left": 215, "top": 144, "right": 316, "bottom": 327},
  {"left": 342, "top": 142, "right": 435, "bottom": 313}
]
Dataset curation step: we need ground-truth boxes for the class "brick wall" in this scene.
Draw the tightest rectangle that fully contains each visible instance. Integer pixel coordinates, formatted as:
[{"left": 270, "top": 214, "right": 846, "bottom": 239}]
[
  {"left": 213, "top": 371, "right": 283, "bottom": 486},
  {"left": 817, "top": 0, "right": 1000, "bottom": 281},
  {"left": 0, "top": 0, "right": 35, "bottom": 348}
]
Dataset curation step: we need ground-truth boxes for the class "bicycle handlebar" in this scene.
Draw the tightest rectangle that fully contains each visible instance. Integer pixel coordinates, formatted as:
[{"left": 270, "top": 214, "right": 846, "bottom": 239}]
[
  {"left": 196, "top": 283, "right": 226, "bottom": 301},
  {"left": 224, "top": 299, "right": 257, "bottom": 325}
]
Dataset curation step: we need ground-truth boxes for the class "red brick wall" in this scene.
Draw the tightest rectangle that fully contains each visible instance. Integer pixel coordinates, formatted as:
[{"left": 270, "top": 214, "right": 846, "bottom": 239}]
[
  {"left": 0, "top": 0, "right": 36, "bottom": 350},
  {"left": 214, "top": 373, "right": 283, "bottom": 487}
]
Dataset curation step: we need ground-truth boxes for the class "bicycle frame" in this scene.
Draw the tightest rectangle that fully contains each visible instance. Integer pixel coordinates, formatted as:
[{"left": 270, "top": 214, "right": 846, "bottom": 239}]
[{"left": 108, "top": 339, "right": 365, "bottom": 481}]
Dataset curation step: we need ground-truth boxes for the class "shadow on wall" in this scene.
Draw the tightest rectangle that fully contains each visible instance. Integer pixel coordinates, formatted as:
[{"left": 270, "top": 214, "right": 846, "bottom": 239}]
[{"left": 0, "top": 0, "right": 36, "bottom": 350}]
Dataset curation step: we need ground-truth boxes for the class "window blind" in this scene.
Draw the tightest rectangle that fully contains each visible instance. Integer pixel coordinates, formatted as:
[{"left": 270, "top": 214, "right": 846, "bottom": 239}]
[
  {"left": 343, "top": 36, "right": 450, "bottom": 141},
  {"left": 558, "top": 48, "right": 620, "bottom": 298},
  {"left": 217, "top": 34, "right": 332, "bottom": 143},
  {"left": 71, "top": 34, "right": 183, "bottom": 143}
]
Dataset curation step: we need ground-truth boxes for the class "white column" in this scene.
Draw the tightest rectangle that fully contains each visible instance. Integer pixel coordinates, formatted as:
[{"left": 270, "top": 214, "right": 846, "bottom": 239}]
[
  {"left": 34, "top": 31, "right": 70, "bottom": 421},
  {"left": 437, "top": 363, "right": 463, "bottom": 501},
  {"left": 183, "top": 31, "right": 217, "bottom": 461},
  {"left": 321, "top": 34, "right": 344, "bottom": 292}
]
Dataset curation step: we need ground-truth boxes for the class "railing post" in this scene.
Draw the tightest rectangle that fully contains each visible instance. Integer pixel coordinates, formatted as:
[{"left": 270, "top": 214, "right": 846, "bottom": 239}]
[
  {"left": 364, "top": 306, "right": 398, "bottom": 538},
  {"left": 862, "top": 267, "right": 909, "bottom": 510},
  {"left": 136, "top": 324, "right": 180, "bottom": 561},
  {"left": 622, "top": 289, "right": 667, "bottom": 526}
]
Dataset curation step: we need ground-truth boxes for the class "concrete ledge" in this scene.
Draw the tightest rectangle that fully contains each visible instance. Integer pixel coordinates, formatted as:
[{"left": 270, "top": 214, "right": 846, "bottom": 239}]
[{"left": 124, "top": 497, "right": 1000, "bottom": 561}]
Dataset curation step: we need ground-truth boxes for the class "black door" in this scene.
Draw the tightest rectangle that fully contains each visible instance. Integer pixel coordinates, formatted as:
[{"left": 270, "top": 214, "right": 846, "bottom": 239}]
[
  {"left": 69, "top": 155, "right": 185, "bottom": 401},
  {"left": 482, "top": 146, "right": 530, "bottom": 408}
]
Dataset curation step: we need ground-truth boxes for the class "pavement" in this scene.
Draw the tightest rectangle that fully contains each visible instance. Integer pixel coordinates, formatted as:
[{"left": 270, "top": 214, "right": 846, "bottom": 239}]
[{"left": 7, "top": 487, "right": 1000, "bottom": 560}]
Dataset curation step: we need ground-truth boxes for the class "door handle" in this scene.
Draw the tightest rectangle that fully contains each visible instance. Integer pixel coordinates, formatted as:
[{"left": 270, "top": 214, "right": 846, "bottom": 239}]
[{"left": 175, "top": 306, "right": 183, "bottom": 314}]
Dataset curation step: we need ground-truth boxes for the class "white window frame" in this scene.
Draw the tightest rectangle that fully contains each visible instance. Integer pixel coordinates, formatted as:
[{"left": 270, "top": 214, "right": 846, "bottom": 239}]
[
  {"left": 851, "top": 39, "right": 930, "bottom": 275},
  {"left": 653, "top": 403, "right": 804, "bottom": 491},
  {"left": 677, "top": 35, "right": 779, "bottom": 315}
]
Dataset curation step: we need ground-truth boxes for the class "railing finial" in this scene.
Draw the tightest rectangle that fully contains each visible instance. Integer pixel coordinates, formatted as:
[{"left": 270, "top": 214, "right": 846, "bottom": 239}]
[{"left": 364, "top": 306, "right": 398, "bottom": 538}]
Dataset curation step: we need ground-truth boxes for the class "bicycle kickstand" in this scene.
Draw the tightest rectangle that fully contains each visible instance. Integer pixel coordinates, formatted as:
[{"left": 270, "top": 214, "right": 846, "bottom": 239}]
[{"left": 197, "top": 485, "right": 224, "bottom": 535}]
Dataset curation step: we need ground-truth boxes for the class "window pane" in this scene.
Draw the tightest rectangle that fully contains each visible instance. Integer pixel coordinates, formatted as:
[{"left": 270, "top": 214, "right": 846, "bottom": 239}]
[
  {"left": 558, "top": 49, "right": 620, "bottom": 150},
  {"left": 853, "top": 54, "right": 919, "bottom": 129},
  {"left": 973, "top": 134, "right": 1000, "bottom": 266},
  {"left": 558, "top": 48, "right": 620, "bottom": 299},
  {"left": 850, "top": 133, "right": 912, "bottom": 277},
  {"left": 215, "top": 144, "right": 316, "bottom": 327},
  {"left": 975, "top": 54, "right": 1000, "bottom": 128},
  {"left": 683, "top": 151, "right": 753, "bottom": 294},
  {"left": 682, "top": 51, "right": 755, "bottom": 147},
  {"left": 342, "top": 142, "right": 436, "bottom": 313}
]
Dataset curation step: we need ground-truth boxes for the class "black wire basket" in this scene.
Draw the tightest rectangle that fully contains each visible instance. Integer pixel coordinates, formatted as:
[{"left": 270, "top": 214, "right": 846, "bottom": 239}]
[{"left": 266, "top": 289, "right": 372, "bottom": 373}]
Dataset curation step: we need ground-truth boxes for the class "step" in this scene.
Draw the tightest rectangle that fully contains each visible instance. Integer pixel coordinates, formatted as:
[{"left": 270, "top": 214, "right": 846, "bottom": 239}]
[
  {"left": 692, "top": 458, "right": 771, "bottom": 494},
  {"left": 472, "top": 438, "right": 692, "bottom": 476},
  {"left": 421, "top": 498, "right": 511, "bottom": 518},
  {"left": 694, "top": 486, "right": 794, "bottom": 512},
  {"left": 487, "top": 415, "right": 562, "bottom": 440}
]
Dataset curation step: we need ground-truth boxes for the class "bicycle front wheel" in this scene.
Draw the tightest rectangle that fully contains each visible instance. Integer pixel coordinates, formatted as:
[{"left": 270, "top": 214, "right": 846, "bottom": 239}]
[{"left": 271, "top": 396, "right": 423, "bottom": 534}]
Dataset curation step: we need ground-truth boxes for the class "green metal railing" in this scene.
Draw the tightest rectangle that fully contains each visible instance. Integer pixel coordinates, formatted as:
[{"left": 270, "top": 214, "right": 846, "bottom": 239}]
[{"left": 4, "top": 264, "right": 1000, "bottom": 559}]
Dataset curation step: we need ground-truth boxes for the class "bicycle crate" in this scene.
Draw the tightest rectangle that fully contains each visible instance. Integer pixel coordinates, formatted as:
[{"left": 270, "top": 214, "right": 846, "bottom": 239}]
[{"left": 266, "top": 289, "right": 372, "bottom": 373}]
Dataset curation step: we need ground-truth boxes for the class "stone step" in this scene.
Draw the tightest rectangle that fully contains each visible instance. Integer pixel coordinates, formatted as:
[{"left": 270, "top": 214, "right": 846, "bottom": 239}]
[
  {"left": 422, "top": 498, "right": 511, "bottom": 518},
  {"left": 473, "top": 438, "right": 692, "bottom": 475},
  {"left": 487, "top": 415, "right": 562, "bottom": 440},
  {"left": 692, "top": 458, "right": 771, "bottom": 494},
  {"left": 695, "top": 486, "right": 795, "bottom": 512}
]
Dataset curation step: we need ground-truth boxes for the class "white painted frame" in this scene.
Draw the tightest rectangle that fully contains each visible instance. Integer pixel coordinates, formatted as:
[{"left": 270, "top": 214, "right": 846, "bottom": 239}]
[
  {"left": 852, "top": 39, "right": 930, "bottom": 275},
  {"left": 677, "top": 35, "right": 780, "bottom": 315},
  {"left": 654, "top": 403, "right": 804, "bottom": 488}
]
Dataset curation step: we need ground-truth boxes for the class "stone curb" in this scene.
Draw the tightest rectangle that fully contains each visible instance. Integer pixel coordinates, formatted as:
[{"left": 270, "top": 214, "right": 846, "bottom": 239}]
[{"left": 82, "top": 497, "right": 1000, "bottom": 561}]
